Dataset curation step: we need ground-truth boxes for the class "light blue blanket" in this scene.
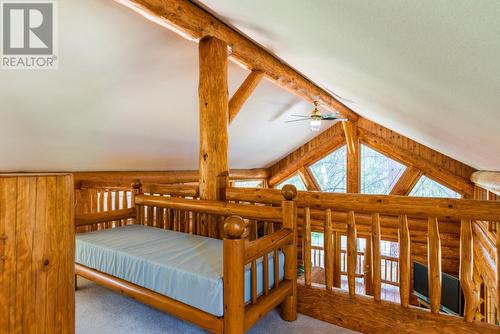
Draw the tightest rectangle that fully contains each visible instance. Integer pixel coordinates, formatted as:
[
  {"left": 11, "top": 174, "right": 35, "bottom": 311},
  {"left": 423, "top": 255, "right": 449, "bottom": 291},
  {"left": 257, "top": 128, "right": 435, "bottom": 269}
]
[{"left": 76, "top": 224, "right": 284, "bottom": 317}]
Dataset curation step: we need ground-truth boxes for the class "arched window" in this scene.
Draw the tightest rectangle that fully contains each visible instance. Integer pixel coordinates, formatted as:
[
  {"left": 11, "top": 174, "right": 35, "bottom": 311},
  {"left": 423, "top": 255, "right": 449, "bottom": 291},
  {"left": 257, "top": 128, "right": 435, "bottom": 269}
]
[
  {"left": 276, "top": 174, "right": 307, "bottom": 191},
  {"left": 361, "top": 144, "right": 406, "bottom": 194},
  {"left": 409, "top": 176, "right": 461, "bottom": 198},
  {"left": 308, "top": 145, "right": 347, "bottom": 192}
]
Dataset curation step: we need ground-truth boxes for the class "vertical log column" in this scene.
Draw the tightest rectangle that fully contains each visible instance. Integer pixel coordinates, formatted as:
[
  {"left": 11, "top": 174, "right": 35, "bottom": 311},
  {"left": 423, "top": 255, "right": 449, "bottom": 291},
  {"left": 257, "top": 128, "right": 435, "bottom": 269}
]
[
  {"left": 399, "top": 215, "right": 411, "bottom": 307},
  {"left": 344, "top": 121, "right": 360, "bottom": 194},
  {"left": 199, "top": 36, "right": 229, "bottom": 238},
  {"left": 198, "top": 36, "right": 229, "bottom": 201}
]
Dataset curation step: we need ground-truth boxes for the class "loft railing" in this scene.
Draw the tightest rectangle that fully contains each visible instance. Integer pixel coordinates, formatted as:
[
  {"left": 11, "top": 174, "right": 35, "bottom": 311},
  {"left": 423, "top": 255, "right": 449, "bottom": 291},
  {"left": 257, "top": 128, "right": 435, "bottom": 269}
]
[
  {"left": 226, "top": 187, "right": 500, "bottom": 322},
  {"left": 74, "top": 182, "right": 499, "bottom": 324}
]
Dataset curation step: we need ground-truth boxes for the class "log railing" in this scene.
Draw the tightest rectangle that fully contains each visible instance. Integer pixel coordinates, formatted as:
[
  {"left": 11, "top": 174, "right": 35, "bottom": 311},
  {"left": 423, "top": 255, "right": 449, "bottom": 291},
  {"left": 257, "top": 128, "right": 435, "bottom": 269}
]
[
  {"left": 226, "top": 187, "right": 500, "bottom": 322},
  {"left": 75, "top": 185, "right": 298, "bottom": 333}
]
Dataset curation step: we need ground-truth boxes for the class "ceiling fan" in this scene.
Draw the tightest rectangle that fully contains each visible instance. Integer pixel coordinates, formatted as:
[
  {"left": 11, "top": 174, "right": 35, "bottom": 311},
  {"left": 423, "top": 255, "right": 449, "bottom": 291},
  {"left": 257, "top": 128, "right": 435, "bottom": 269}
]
[{"left": 285, "top": 101, "right": 348, "bottom": 132}]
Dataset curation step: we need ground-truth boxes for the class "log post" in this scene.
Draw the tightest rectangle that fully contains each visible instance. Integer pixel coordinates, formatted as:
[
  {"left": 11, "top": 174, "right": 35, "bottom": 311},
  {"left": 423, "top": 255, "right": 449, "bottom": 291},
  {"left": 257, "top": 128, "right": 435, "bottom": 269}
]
[
  {"left": 131, "top": 180, "right": 142, "bottom": 224},
  {"left": 304, "top": 207, "right": 312, "bottom": 287},
  {"left": 223, "top": 216, "right": 246, "bottom": 334},
  {"left": 371, "top": 213, "right": 381, "bottom": 302},
  {"left": 347, "top": 211, "right": 357, "bottom": 297},
  {"left": 198, "top": 36, "right": 229, "bottom": 201},
  {"left": 345, "top": 121, "right": 360, "bottom": 193},
  {"left": 333, "top": 231, "right": 341, "bottom": 288},
  {"left": 399, "top": 215, "right": 411, "bottom": 307},
  {"left": 460, "top": 219, "right": 479, "bottom": 322},
  {"left": 280, "top": 185, "right": 298, "bottom": 321},
  {"left": 427, "top": 217, "right": 442, "bottom": 314},
  {"left": 324, "top": 209, "right": 334, "bottom": 291}
]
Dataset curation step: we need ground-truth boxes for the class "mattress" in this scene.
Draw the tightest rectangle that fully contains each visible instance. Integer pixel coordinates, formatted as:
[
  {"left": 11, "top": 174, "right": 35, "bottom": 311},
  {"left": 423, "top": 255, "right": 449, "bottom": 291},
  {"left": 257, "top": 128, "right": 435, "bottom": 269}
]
[{"left": 75, "top": 224, "right": 284, "bottom": 317}]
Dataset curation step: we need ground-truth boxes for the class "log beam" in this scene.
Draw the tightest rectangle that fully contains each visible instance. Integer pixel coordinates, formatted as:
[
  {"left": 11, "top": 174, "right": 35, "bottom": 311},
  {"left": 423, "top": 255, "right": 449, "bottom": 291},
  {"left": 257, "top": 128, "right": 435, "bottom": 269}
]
[
  {"left": 358, "top": 127, "right": 474, "bottom": 196},
  {"left": 115, "top": 0, "right": 358, "bottom": 120},
  {"left": 298, "top": 167, "right": 319, "bottom": 191},
  {"left": 345, "top": 121, "right": 360, "bottom": 193},
  {"left": 229, "top": 70, "right": 265, "bottom": 123},
  {"left": 390, "top": 166, "right": 423, "bottom": 195},
  {"left": 198, "top": 36, "right": 229, "bottom": 200}
]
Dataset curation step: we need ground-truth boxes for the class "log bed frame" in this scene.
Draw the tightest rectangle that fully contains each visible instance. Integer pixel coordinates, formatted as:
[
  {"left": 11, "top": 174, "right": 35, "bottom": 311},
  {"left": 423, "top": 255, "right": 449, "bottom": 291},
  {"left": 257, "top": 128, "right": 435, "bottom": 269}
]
[{"left": 75, "top": 185, "right": 298, "bottom": 334}]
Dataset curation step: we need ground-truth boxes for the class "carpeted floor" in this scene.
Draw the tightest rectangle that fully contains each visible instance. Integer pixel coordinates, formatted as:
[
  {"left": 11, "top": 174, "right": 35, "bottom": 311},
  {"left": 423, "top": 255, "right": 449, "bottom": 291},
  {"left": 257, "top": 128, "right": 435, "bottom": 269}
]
[{"left": 76, "top": 277, "right": 359, "bottom": 334}]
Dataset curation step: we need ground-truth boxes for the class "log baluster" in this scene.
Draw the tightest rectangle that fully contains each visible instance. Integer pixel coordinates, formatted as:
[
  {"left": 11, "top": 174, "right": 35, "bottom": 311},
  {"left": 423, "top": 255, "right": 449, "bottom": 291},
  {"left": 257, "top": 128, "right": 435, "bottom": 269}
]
[
  {"left": 347, "top": 211, "right": 357, "bottom": 297},
  {"left": 131, "top": 180, "right": 142, "bottom": 225},
  {"left": 251, "top": 260, "right": 257, "bottom": 304},
  {"left": 427, "top": 217, "right": 442, "bottom": 314},
  {"left": 371, "top": 213, "right": 381, "bottom": 302},
  {"left": 114, "top": 190, "right": 120, "bottom": 227},
  {"left": 324, "top": 209, "right": 333, "bottom": 290},
  {"left": 460, "top": 219, "right": 479, "bottom": 322},
  {"left": 399, "top": 215, "right": 411, "bottom": 307},
  {"left": 304, "top": 207, "right": 312, "bottom": 287},
  {"left": 273, "top": 249, "right": 280, "bottom": 289},
  {"left": 263, "top": 253, "right": 269, "bottom": 296}
]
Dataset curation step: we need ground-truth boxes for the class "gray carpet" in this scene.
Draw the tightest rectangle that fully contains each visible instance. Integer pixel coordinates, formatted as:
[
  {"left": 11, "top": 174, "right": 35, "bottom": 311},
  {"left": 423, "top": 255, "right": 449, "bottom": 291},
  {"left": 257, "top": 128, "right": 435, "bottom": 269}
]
[{"left": 76, "top": 277, "right": 358, "bottom": 333}]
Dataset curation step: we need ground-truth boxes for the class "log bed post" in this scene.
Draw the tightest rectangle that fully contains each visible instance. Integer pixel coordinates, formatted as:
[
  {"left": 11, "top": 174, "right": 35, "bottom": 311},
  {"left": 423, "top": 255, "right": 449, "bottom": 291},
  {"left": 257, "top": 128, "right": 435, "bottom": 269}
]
[
  {"left": 223, "top": 216, "right": 246, "bottom": 334},
  {"left": 280, "top": 185, "right": 298, "bottom": 321},
  {"left": 131, "top": 180, "right": 142, "bottom": 224}
]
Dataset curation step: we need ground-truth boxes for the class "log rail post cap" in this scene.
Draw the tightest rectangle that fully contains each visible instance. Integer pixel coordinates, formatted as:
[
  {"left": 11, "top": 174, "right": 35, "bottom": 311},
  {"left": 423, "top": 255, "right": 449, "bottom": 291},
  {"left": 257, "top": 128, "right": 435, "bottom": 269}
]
[
  {"left": 131, "top": 179, "right": 142, "bottom": 189},
  {"left": 223, "top": 215, "right": 245, "bottom": 239},
  {"left": 281, "top": 184, "right": 298, "bottom": 201}
]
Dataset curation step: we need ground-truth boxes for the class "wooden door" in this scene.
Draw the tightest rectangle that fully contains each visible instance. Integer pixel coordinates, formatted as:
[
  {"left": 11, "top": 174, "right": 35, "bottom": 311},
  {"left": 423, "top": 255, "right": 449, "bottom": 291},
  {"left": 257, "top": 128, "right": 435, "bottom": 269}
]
[{"left": 0, "top": 174, "right": 75, "bottom": 334}]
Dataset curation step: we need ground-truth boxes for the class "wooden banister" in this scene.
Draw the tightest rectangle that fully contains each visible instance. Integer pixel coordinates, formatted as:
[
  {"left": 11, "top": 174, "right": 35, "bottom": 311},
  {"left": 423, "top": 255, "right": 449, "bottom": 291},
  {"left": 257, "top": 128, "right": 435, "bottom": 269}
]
[
  {"left": 75, "top": 208, "right": 137, "bottom": 227},
  {"left": 427, "top": 217, "right": 442, "bottom": 314},
  {"left": 135, "top": 195, "right": 282, "bottom": 221}
]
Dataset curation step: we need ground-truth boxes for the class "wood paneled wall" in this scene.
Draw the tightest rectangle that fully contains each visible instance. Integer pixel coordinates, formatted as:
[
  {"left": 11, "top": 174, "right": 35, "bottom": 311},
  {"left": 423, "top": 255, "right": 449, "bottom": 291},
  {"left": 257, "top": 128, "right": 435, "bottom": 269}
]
[{"left": 0, "top": 174, "right": 75, "bottom": 334}]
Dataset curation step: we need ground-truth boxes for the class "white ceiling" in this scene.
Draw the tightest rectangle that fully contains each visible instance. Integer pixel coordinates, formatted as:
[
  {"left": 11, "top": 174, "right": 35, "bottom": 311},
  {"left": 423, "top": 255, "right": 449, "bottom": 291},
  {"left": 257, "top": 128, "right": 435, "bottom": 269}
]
[
  {"left": 198, "top": 0, "right": 500, "bottom": 171},
  {"left": 0, "top": 0, "right": 329, "bottom": 172},
  {"left": 2, "top": 1, "right": 498, "bottom": 173}
]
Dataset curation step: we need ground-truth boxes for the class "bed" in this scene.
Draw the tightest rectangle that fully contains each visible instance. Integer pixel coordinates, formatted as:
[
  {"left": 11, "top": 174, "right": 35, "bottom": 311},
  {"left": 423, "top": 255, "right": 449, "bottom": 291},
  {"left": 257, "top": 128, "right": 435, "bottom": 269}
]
[{"left": 75, "top": 184, "right": 298, "bottom": 334}]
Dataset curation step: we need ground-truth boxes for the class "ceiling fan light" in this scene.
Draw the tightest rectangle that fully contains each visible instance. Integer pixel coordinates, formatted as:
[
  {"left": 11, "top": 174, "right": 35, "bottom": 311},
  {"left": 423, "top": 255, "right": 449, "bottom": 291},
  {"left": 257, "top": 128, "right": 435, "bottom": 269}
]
[{"left": 310, "top": 119, "right": 322, "bottom": 132}]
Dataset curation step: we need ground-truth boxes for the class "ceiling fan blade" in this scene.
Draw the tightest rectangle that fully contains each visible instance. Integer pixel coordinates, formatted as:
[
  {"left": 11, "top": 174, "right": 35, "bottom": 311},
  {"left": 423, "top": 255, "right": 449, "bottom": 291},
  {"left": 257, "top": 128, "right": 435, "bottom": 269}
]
[
  {"left": 322, "top": 118, "right": 349, "bottom": 122},
  {"left": 290, "top": 114, "right": 312, "bottom": 118},
  {"left": 321, "top": 113, "right": 342, "bottom": 119},
  {"left": 285, "top": 119, "right": 310, "bottom": 123}
]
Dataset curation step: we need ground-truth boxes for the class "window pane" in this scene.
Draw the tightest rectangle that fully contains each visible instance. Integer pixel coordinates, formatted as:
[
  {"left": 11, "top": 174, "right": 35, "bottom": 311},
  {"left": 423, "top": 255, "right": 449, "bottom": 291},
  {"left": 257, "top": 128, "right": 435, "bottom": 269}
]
[
  {"left": 276, "top": 174, "right": 307, "bottom": 191},
  {"left": 309, "top": 145, "right": 347, "bottom": 192},
  {"left": 409, "top": 176, "right": 461, "bottom": 198},
  {"left": 232, "top": 180, "right": 263, "bottom": 188},
  {"left": 361, "top": 145, "right": 406, "bottom": 194}
]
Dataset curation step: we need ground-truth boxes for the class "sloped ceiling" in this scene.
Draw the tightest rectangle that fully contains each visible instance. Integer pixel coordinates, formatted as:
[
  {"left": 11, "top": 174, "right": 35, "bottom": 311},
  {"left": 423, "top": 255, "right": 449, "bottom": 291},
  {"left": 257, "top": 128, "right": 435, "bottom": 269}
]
[
  {"left": 1, "top": 0, "right": 499, "bottom": 172},
  {"left": 0, "top": 0, "right": 328, "bottom": 172},
  {"left": 198, "top": 0, "right": 500, "bottom": 171}
]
